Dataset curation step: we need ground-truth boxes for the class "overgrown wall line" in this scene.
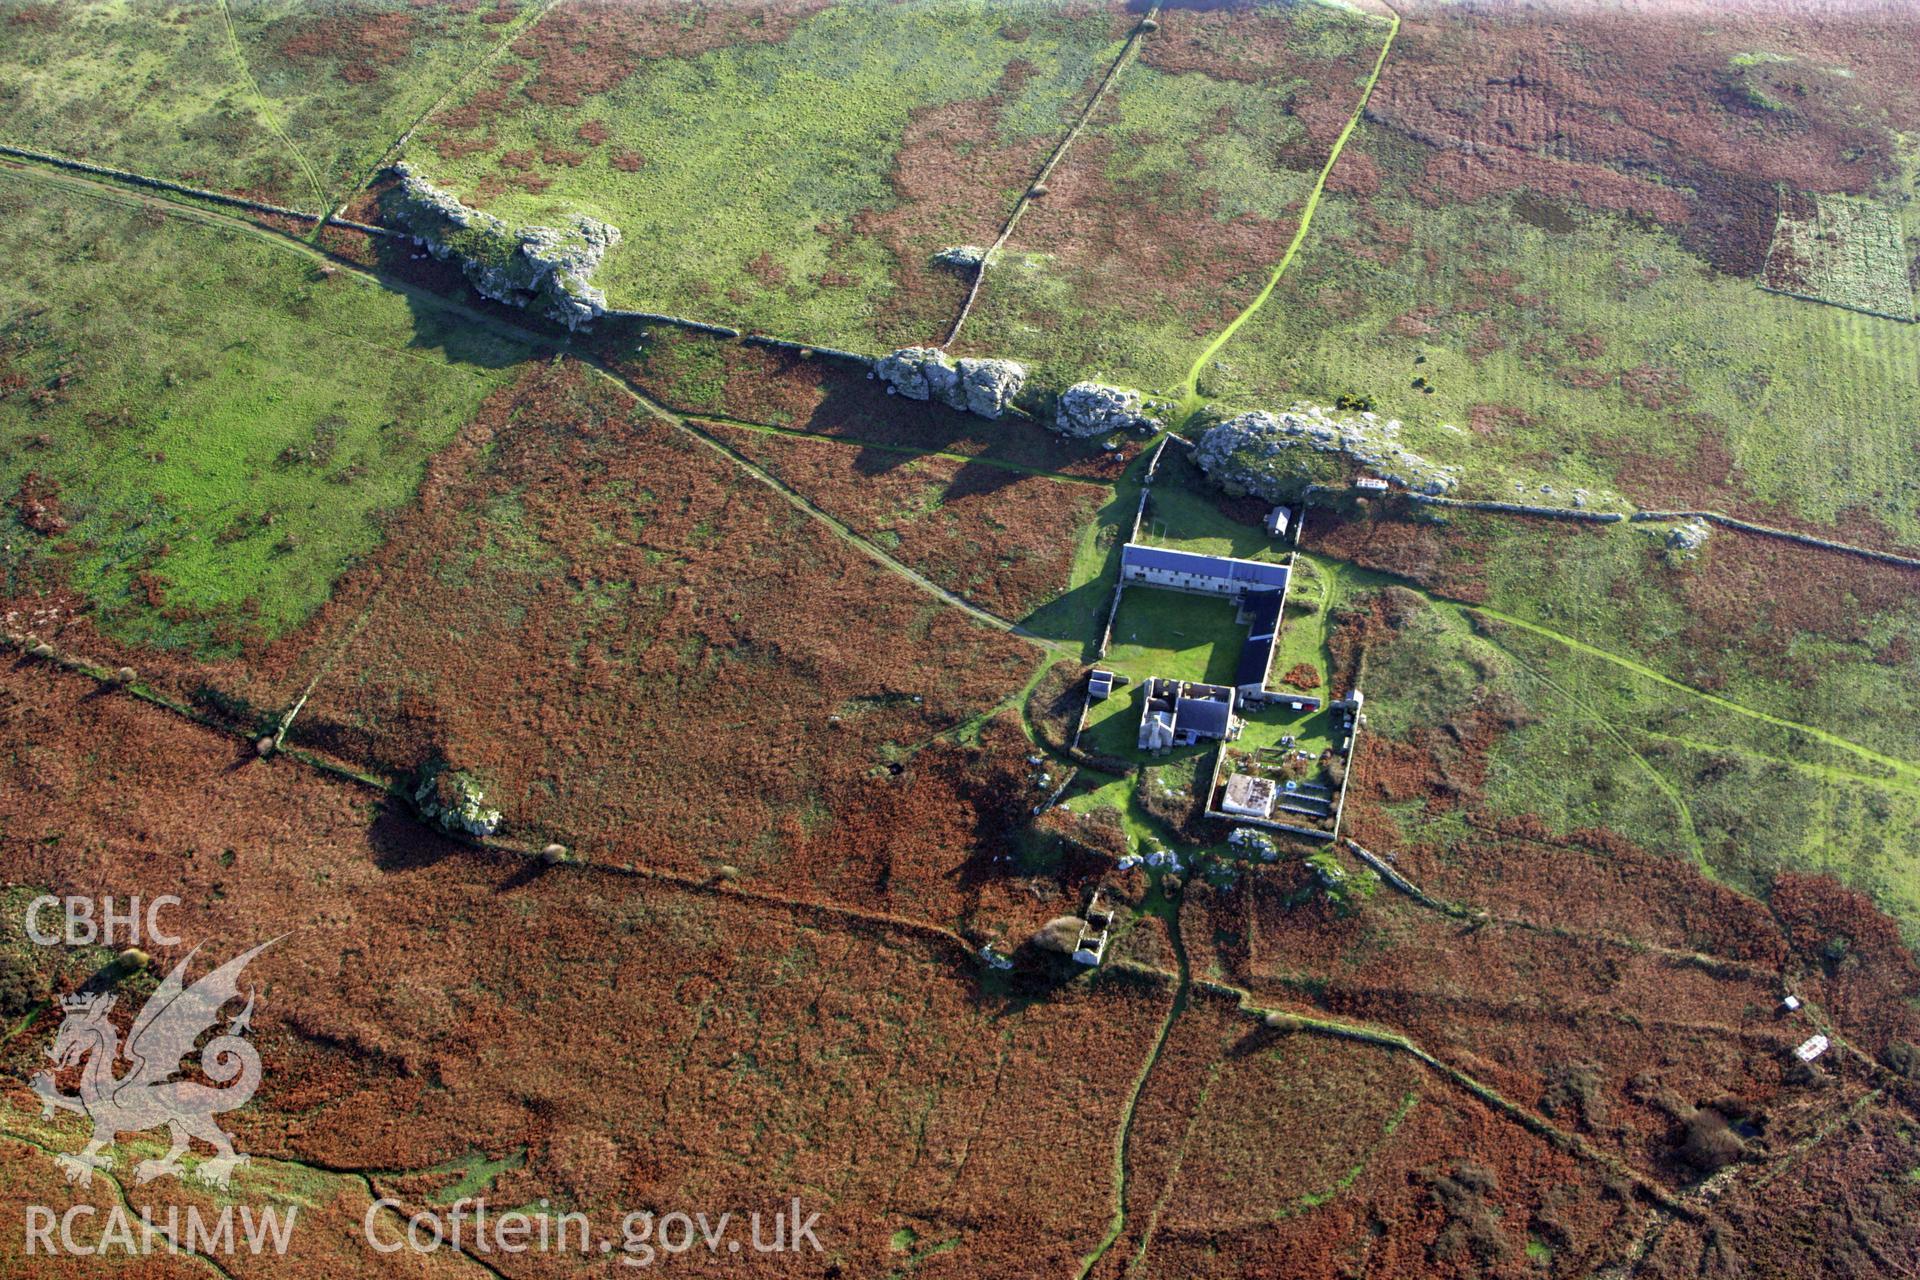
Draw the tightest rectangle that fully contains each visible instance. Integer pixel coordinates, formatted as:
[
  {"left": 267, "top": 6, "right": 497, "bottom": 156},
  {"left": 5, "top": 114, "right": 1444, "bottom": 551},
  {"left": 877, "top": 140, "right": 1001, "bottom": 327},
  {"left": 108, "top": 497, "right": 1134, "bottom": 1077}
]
[
  {"left": 1170, "top": 971, "right": 1704, "bottom": 1220},
  {"left": 1631, "top": 510, "right": 1920, "bottom": 570},
  {"left": 945, "top": 4, "right": 1164, "bottom": 347},
  {"left": 0, "top": 144, "right": 322, "bottom": 223},
  {"left": 1343, "top": 839, "right": 1458, "bottom": 914},
  {"left": 1405, "top": 493, "right": 1625, "bottom": 522}
]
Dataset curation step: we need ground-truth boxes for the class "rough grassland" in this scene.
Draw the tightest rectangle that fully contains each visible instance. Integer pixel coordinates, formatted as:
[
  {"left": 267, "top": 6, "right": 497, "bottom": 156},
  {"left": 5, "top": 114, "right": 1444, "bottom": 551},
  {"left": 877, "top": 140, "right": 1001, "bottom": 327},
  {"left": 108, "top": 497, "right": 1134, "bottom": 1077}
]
[
  {"left": 0, "top": 172, "right": 528, "bottom": 656},
  {"left": 408, "top": 0, "right": 1134, "bottom": 346},
  {"left": 701, "top": 419, "right": 1109, "bottom": 620},
  {"left": 1325, "top": 560, "right": 1920, "bottom": 936},
  {"left": 1763, "top": 191, "right": 1916, "bottom": 320},
  {"left": 1206, "top": 128, "right": 1920, "bottom": 547},
  {"left": 957, "top": 0, "right": 1393, "bottom": 392},
  {"left": 286, "top": 360, "right": 1038, "bottom": 861},
  {"left": 0, "top": 659, "right": 1176, "bottom": 1280},
  {"left": 0, "top": 0, "right": 547, "bottom": 210},
  {"left": 602, "top": 323, "right": 1134, "bottom": 481}
]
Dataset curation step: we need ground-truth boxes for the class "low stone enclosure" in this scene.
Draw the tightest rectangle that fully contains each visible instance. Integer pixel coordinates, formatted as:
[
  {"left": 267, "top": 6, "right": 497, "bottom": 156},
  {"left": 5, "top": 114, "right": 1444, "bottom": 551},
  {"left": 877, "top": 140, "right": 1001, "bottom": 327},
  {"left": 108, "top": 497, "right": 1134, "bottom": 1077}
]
[{"left": 1202, "top": 692, "right": 1366, "bottom": 842}]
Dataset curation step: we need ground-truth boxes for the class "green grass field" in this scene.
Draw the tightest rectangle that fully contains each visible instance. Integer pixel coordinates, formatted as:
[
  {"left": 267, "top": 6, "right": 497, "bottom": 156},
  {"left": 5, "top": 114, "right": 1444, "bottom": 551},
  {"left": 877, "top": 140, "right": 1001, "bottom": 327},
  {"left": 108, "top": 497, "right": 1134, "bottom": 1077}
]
[
  {"left": 0, "top": 171, "right": 528, "bottom": 655},
  {"left": 1356, "top": 571, "right": 1920, "bottom": 937},
  {"left": 0, "top": 0, "right": 547, "bottom": 210},
  {"left": 956, "top": 2, "right": 1393, "bottom": 392}
]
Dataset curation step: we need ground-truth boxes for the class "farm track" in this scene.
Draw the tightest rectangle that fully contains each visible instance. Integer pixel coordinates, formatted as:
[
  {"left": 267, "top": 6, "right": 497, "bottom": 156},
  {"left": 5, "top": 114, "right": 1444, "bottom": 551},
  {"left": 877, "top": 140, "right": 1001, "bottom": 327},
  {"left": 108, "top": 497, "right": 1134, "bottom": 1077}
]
[
  {"left": 9, "top": 105, "right": 1920, "bottom": 1274},
  {"left": 322, "top": 0, "right": 566, "bottom": 226},
  {"left": 1076, "top": 903, "right": 1192, "bottom": 1280},
  {"left": 1475, "top": 624, "right": 1709, "bottom": 868},
  {"left": 1465, "top": 602, "right": 1920, "bottom": 785},
  {"left": 945, "top": 4, "right": 1163, "bottom": 348},
  {"left": 216, "top": 0, "right": 328, "bottom": 214},
  {"left": 1175, "top": 6, "right": 1401, "bottom": 412},
  {"left": 1638, "top": 729, "right": 1920, "bottom": 799}
]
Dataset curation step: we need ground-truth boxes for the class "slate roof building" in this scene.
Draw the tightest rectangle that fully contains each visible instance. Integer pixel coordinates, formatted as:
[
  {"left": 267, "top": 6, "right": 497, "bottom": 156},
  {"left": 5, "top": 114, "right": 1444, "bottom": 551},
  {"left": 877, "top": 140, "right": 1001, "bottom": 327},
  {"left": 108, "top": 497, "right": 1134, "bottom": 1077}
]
[
  {"left": 1119, "top": 543, "right": 1290, "bottom": 597},
  {"left": 1234, "top": 590, "right": 1285, "bottom": 696},
  {"left": 1138, "top": 677, "right": 1240, "bottom": 751}
]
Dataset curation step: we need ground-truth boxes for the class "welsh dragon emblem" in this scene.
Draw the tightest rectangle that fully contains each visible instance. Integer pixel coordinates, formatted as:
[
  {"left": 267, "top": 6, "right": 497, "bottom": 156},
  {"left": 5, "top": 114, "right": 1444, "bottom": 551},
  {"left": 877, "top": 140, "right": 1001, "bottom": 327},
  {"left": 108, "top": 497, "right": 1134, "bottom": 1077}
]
[{"left": 30, "top": 940, "right": 276, "bottom": 1189}]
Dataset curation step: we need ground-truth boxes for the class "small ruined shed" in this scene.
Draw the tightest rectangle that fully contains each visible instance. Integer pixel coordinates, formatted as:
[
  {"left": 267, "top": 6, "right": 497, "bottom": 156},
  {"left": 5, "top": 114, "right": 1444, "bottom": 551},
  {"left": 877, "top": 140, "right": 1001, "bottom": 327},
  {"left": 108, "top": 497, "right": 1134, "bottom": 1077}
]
[
  {"left": 1220, "top": 773, "right": 1278, "bottom": 819},
  {"left": 1073, "top": 890, "right": 1116, "bottom": 966}
]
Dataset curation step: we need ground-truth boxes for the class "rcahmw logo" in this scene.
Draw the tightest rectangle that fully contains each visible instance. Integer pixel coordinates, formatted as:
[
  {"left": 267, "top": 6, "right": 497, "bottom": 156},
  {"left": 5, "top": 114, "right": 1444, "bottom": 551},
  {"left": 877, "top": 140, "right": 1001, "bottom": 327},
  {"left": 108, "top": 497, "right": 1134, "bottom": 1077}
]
[{"left": 21, "top": 904, "right": 298, "bottom": 1259}]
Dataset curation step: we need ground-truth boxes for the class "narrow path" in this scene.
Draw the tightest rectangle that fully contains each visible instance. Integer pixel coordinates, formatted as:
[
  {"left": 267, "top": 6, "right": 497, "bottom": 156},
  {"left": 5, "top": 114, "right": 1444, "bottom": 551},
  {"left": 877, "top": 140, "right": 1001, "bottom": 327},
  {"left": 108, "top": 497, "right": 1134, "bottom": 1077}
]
[
  {"left": 946, "top": 5, "right": 1162, "bottom": 347},
  {"left": 0, "top": 161, "right": 1060, "bottom": 660},
  {"left": 1466, "top": 602, "right": 1920, "bottom": 785},
  {"left": 1121, "top": 1058, "right": 1221, "bottom": 1276},
  {"left": 1475, "top": 623, "right": 1707, "bottom": 868},
  {"left": 601, "top": 366, "right": 1076, "bottom": 654},
  {"left": 323, "top": 0, "right": 565, "bottom": 223},
  {"left": 1638, "top": 729, "right": 1920, "bottom": 799},
  {"left": 217, "top": 0, "right": 328, "bottom": 213},
  {"left": 1077, "top": 900, "right": 1191, "bottom": 1280},
  {"left": 1, "top": 1131, "right": 243, "bottom": 1280},
  {"left": 1165, "top": 972, "right": 1703, "bottom": 1220},
  {"left": 1175, "top": 7, "right": 1400, "bottom": 412}
]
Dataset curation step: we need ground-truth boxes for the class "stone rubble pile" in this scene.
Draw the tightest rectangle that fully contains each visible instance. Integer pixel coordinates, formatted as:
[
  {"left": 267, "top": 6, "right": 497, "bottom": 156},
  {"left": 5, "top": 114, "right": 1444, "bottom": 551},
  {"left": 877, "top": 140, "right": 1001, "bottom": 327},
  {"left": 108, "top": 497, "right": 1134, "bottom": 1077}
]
[
  {"left": 1053, "top": 381, "right": 1162, "bottom": 437},
  {"left": 1666, "top": 518, "right": 1712, "bottom": 559},
  {"left": 933, "top": 245, "right": 986, "bottom": 271}
]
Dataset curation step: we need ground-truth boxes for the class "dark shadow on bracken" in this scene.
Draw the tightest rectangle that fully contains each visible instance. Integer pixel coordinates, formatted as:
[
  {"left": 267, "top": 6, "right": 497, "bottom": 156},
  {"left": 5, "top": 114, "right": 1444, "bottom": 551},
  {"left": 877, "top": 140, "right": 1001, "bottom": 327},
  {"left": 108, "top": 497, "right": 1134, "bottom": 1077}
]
[{"left": 365, "top": 805, "right": 462, "bottom": 873}]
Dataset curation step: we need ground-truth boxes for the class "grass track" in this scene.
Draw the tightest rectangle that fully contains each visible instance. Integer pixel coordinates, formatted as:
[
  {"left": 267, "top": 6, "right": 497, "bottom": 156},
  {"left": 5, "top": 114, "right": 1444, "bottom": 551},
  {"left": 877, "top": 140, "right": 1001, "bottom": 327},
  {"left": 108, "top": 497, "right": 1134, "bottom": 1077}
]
[
  {"left": 217, "top": 0, "right": 326, "bottom": 212},
  {"left": 1465, "top": 602, "right": 1920, "bottom": 785},
  {"left": 1175, "top": 6, "right": 1401, "bottom": 413}
]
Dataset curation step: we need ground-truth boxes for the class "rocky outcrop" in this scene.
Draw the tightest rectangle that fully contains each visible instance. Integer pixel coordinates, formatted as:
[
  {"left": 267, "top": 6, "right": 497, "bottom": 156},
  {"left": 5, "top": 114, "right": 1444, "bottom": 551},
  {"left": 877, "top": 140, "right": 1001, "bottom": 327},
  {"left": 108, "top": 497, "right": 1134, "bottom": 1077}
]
[
  {"left": 933, "top": 244, "right": 985, "bottom": 271},
  {"left": 874, "top": 346, "right": 1027, "bottom": 420},
  {"left": 1194, "top": 405, "right": 1459, "bottom": 502},
  {"left": 1665, "top": 518, "right": 1711, "bottom": 561},
  {"left": 414, "top": 768, "right": 502, "bottom": 838},
  {"left": 1055, "top": 382, "right": 1162, "bottom": 437},
  {"left": 386, "top": 163, "right": 621, "bottom": 330}
]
